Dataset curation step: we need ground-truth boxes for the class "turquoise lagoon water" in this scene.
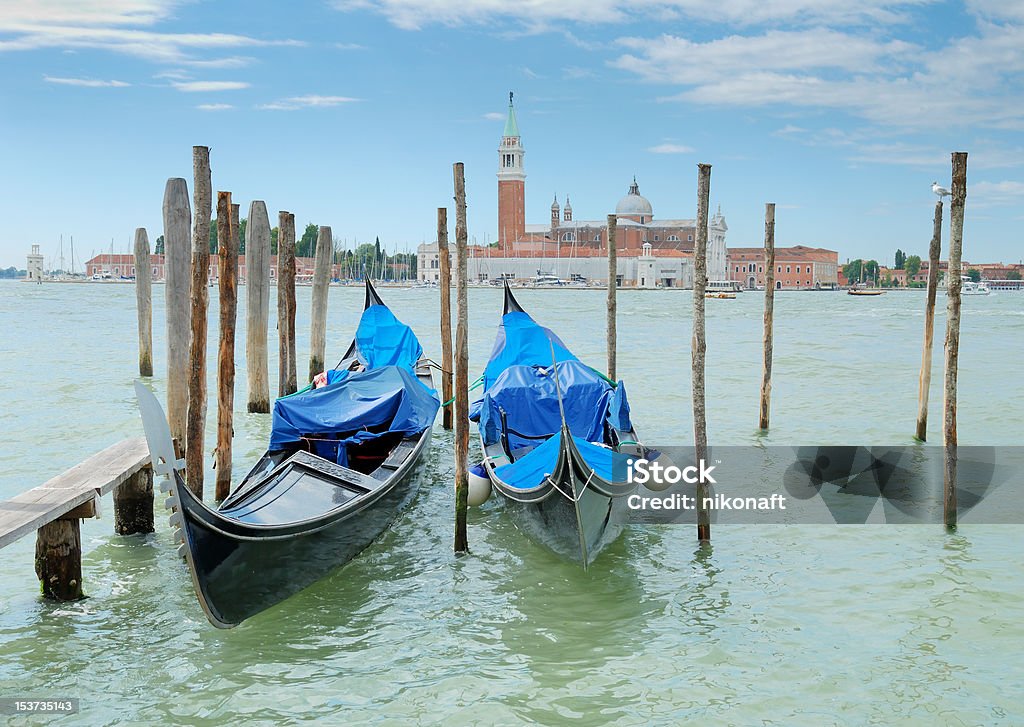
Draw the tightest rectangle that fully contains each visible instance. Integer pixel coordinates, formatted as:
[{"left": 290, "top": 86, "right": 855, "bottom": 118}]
[{"left": 0, "top": 280, "right": 1021, "bottom": 725}]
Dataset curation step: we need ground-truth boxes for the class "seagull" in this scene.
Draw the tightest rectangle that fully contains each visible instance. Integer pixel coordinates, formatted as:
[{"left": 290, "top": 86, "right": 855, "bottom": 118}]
[{"left": 932, "top": 181, "right": 951, "bottom": 198}]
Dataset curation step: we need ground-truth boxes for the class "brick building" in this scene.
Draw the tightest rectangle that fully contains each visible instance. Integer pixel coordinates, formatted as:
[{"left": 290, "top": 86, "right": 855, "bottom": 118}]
[
  {"left": 726, "top": 245, "right": 839, "bottom": 289},
  {"left": 85, "top": 253, "right": 340, "bottom": 282},
  {"left": 494, "top": 93, "right": 728, "bottom": 282}
]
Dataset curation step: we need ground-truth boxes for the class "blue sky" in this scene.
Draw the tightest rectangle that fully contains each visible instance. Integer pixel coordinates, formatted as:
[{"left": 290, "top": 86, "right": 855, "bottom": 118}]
[{"left": 1, "top": 0, "right": 1022, "bottom": 269}]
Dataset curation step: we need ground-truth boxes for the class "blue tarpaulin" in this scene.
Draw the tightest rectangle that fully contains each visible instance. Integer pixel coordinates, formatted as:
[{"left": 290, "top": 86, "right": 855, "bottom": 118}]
[
  {"left": 483, "top": 311, "right": 578, "bottom": 391},
  {"left": 270, "top": 366, "right": 438, "bottom": 453},
  {"left": 355, "top": 305, "right": 424, "bottom": 371},
  {"left": 474, "top": 360, "right": 618, "bottom": 448},
  {"left": 493, "top": 432, "right": 632, "bottom": 490}
]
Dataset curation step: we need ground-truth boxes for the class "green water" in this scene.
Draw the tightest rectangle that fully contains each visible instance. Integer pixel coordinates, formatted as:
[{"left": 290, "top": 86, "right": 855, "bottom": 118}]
[{"left": 1, "top": 281, "right": 1021, "bottom": 725}]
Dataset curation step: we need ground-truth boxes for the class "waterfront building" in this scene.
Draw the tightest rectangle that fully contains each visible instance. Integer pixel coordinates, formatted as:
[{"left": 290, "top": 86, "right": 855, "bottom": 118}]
[
  {"left": 85, "top": 254, "right": 343, "bottom": 282},
  {"left": 727, "top": 245, "right": 839, "bottom": 290},
  {"left": 26, "top": 245, "right": 44, "bottom": 282},
  {"left": 491, "top": 93, "right": 727, "bottom": 283}
]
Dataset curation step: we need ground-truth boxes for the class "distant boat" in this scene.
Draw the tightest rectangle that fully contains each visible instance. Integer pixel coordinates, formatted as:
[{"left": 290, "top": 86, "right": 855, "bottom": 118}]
[
  {"left": 961, "top": 278, "right": 991, "bottom": 296},
  {"left": 848, "top": 289, "right": 885, "bottom": 296},
  {"left": 137, "top": 279, "right": 438, "bottom": 628},
  {"left": 470, "top": 282, "right": 644, "bottom": 567},
  {"left": 706, "top": 280, "right": 740, "bottom": 298}
]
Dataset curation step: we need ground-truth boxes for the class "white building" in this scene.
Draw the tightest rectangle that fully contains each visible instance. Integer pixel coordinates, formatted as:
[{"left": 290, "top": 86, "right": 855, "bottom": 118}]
[{"left": 26, "top": 245, "right": 44, "bottom": 282}]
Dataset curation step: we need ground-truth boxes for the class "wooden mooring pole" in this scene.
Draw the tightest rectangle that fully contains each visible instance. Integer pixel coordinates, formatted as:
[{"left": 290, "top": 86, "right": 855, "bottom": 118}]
[
  {"left": 215, "top": 192, "right": 237, "bottom": 501},
  {"left": 278, "top": 211, "right": 298, "bottom": 397},
  {"left": 246, "top": 201, "right": 271, "bottom": 413},
  {"left": 114, "top": 468, "right": 155, "bottom": 535},
  {"left": 759, "top": 203, "right": 776, "bottom": 430},
  {"left": 309, "top": 225, "right": 332, "bottom": 382},
  {"left": 607, "top": 214, "right": 617, "bottom": 381},
  {"left": 162, "top": 178, "right": 192, "bottom": 454},
  {"left": 943, "top": 152, "right": 968, "bottom": 529},
  {"left": 453, "top": 163, "right": 470, "bottom": 553},
  {"left": 693, "top": 163, "right": 712, "bottom": 543},
  {"left": 916, "top": 199, "right": 943, "bottom": 441},
  {"left": 437, "top": 208, "right": 454, "bottom": 430},
  {"left": 185, "top": 146, "right": 211, "bottom": 497},
  {"left": 133, "top": 228, "right": 153, "bottom": 377}
]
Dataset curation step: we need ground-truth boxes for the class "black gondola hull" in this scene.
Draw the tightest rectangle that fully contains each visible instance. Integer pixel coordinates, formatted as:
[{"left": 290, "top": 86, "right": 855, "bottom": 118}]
[{"left": 169, "top": 428, "right": 431, "bottom": 628}]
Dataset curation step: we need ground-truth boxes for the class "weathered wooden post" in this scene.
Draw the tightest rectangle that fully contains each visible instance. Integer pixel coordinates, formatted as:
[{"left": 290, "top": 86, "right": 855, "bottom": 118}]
[
  {"left": 916, "top": 199, "right": 944, "bottom": 441},
  {"left": 438, "top": 208, "right": 454, "bottom": 430},
  {"left": 114, "top": 467, "right": 155, "bottom": 535},
  {"left": 185, "top": 146, "right": 211, "bottom": 497},
  {"left": 607, "top": 213, "right": 617, "bottom": 380},
  {"left": 35, "top": 516, "right": 85, "bottom": 600},
  {"left": 759, "top": 203, "right": 776, "bottom": 430},
  {"left": 246, "top": 201, "right": 271, "bottom": 413},
  {"left": 693, "top": 163, "right": 712, "bottom": 543},
  {"left": 943, "top": 152, "right": 968, "bottom": 529},
  {"left": 278, "top": 211, "right": 298, "bottom": 396},
  {"left": 215, "top": 192, "right": 237, "bottom": 501},
  {"left": 163, "top": 178, "right": 192, "bottom": 453},
  {"left": 134, "top": 227, "right": 153, "bottom": 377},
  {"left": 309, "top": 225, "right": 333, "bottom": 381},
  {"left": 453, "top": 163, "right": 470, "bottom": 553}
]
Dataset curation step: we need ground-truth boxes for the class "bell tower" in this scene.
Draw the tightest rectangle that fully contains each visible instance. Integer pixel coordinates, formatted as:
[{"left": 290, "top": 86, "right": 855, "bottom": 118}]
[{"left": 497, "top": 92, "right": 526, "bottom": 248}]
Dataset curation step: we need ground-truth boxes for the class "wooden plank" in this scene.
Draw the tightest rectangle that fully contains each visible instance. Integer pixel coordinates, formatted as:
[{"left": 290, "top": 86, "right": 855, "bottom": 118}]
[
  {"left": 0, "top": 438, "right": 151, "bottom": 550},
  {"left": 0, "top": 488, "right": 97, "bottom": 550}
]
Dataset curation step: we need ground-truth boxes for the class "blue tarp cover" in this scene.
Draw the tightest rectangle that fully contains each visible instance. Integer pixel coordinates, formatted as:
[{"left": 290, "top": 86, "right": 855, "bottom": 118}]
[
  {"left": 483, "top": 311, "right": 578, "bottom": 391},
  {"left": 474, "top": 360, "right": 617, "bottom": 448},
  {"left": 493, "top": 432, "right": 632, "bottom": 490},
  {"left": 355, "top": 304, "right": 424, "bottom": 371},
  {"left": 270, "top": 365, "right": 438, "bottom": 452}
]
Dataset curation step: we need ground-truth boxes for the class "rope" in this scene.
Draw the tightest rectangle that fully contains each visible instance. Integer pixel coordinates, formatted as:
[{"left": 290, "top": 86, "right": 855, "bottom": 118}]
[{"left": 441, "top": 374, "right": 484, "bottom": 407}]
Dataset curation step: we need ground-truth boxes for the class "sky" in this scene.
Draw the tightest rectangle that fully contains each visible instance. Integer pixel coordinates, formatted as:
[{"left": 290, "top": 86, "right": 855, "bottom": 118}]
[{"left": 1, "top": 0, "right": 1022, "bottom": 269}]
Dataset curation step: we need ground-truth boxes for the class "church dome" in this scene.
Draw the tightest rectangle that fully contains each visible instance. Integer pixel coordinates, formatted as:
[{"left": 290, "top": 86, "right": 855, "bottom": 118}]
[{"left": 615, "top": 177, "right": 653, "bottom": 218}]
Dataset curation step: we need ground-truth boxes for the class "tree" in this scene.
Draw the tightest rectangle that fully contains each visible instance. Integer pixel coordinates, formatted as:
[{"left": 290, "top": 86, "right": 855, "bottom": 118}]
[
  {"left": 270, "top": 226, "right": 279, "bottom": 255},
  {"left": 864, "top": 259, "right": 880, "bottom": 284},
  {"left": 895, "top": 249, "right": 905, "bottom": 269},
  {"left": 155, "top": 235, "right": 165, "bottom": 255},
  {"left": 238, "top": 218, "right": 247, "bottom": 255},
  {"left": 1007, "top": 270, "right": 1022, "bottom": 280},
  {"left": 208, "top": 219, "right": 218, "bottom": 253},
  {"left": 843, "top": 259, "right": 863, "bottom": 284},
  {"left": 297, "top": 223, "right": 318, "bottom": 258},
  {"left": 967, "top": 268, "right": 981, "bottom": 282},
  {"left": 905, "top": 254, "right": 921, "bottom": 280}
]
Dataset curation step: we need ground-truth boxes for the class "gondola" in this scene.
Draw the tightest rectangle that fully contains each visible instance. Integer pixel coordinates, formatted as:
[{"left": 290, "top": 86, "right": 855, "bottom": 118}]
[
  {"left": 136, "top": 280, "right": 438, "bottom": 628},
  {"left": 470, "top": 282, "right": 644, "bottom": 567}
]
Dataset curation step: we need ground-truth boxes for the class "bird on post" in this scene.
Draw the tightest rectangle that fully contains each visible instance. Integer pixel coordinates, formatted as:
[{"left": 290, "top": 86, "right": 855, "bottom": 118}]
[{"left": 932, "top": 181, "right": 951, "bottom": 198}]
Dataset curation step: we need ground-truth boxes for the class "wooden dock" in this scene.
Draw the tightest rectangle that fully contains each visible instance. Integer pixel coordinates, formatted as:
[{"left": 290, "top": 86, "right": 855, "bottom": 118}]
[{"left": 0, "top": 437, "right": 153, "bottom": 600}]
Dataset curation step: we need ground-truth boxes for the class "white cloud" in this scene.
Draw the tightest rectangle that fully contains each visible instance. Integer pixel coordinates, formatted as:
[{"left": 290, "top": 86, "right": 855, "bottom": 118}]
[
  {"left": 332, "top": 0, "right": 929, "bottom": 31},
  {"left": 196, "top": 103, "right": 233, "bottom": 111},
  {"left": 172, "top": 80, "right": 250, "bottom": 92},
  {"left": 179, "top": 56, "right": 254, "bottom": 69},
  {"left": 562, "top": 65, "right": 594, "bottom": 80},
  {"left": 972, "top": 180, "right": 1024, "bottom": 206},
  {"left": 0, "top": 1, "right": 303, "bottom": 64},
  {"left": 482, "top": 112, "right": 504, "bottom": 120},
  {"left": 43, "top": 75, "right": 130, "bottom": 87},
  {"left": 0, "top": 1, "right": 181, "bottom": 27},
  {"left": 334, "top": 42, "right": 366, "bottom": 50},
  {"left": 612, "top": 22, "right": 1024, "bottom": 132},
  {"left": 259, "top": 95, "right": 359, "bottom": 110},
  {"left": 648, "top": 143, "right": 694, "bottom": 153}
]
